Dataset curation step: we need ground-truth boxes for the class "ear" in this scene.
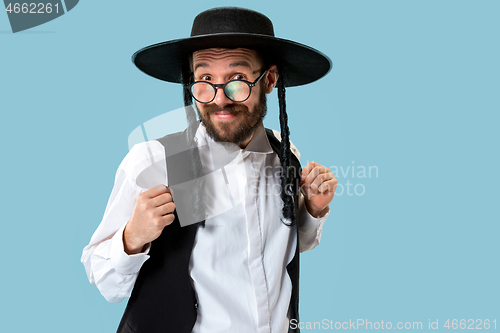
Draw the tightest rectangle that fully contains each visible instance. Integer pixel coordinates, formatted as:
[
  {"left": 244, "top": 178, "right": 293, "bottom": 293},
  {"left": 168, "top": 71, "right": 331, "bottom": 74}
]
[{"left": 264, "top": 64, "right": 279, "bottom": 94}]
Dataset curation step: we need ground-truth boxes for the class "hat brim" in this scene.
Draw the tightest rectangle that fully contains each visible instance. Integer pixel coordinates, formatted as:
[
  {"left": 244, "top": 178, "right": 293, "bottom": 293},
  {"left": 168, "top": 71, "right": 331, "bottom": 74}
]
[{"left": 132, "top": 33, "right": 332, "bottom": 87}]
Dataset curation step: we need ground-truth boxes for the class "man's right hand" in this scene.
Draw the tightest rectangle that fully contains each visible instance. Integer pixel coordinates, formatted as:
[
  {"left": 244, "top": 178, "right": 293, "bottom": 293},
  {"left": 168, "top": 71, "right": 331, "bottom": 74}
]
[{"left": 123, "top": 184, "right": 175, "bottom": 255}]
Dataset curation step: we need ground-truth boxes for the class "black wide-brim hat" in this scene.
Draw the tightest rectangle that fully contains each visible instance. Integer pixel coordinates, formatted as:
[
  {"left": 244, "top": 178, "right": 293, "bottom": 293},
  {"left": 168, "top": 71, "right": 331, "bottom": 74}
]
[{"left": 132, "top": 7, "right": 332, "bottom": 87}]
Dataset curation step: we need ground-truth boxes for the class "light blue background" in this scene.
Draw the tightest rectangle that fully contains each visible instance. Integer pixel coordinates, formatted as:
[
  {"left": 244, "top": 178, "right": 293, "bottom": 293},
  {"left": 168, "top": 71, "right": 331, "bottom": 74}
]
[{"left": 1, "top": 1, "right": 498, "bottom": 332}]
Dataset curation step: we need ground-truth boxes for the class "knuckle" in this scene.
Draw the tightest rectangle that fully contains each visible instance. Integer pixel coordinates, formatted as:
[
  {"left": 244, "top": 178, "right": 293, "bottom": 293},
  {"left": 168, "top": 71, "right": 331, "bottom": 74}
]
[
  {"left": 136, "top": 192, "right": 146, "bottom": 202},
  {"left": 153, "top": 216, "right": 163, "bottom": 226},
  {"left": 147, "top": 210, "right": 156, "bottom": 220},
  {"left": 138, "top": 201, "right": 149, "bottom": 212}
]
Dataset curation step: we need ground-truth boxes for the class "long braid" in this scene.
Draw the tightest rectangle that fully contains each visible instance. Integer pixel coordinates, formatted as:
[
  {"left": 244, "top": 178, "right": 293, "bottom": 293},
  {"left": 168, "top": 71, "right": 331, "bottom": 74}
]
[
  {"left": 277, "top": 68, "right": 298, "bottom": 226},
  {"left": 181, "top": 70, "right": 198, "bottom": 137}
]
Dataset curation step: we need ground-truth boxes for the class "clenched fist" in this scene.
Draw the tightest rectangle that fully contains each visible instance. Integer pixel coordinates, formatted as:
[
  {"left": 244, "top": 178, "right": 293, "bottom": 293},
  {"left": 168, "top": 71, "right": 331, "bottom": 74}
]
[
  {"left": 123, "top": 184, "right": 176, "bottom": 255},
  {"left": 300, "top": 161, "right": 337, "bottom": 218}
]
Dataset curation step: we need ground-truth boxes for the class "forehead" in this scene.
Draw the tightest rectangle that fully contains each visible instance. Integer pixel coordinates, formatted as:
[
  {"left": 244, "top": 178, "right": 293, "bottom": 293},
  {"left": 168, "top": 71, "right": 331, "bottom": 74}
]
[{"left": 192, "top": 48, "right": 263, "bottom": 72}]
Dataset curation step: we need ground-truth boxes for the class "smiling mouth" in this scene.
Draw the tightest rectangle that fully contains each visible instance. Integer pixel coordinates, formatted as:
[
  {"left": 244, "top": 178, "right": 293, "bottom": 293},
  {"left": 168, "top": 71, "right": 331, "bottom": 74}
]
[{"left": 213, "top": 111, "right": 239, "bottom": 120}]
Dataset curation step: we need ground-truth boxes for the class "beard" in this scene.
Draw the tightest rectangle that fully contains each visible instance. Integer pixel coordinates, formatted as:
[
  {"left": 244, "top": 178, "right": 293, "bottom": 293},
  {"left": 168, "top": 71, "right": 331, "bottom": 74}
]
[{"left": 197, "top": 87, "right": 267, "bottom": 145}]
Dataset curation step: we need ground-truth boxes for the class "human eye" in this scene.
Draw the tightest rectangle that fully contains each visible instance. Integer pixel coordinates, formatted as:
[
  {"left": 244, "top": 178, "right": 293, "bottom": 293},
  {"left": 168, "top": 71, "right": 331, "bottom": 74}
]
[
  {"left": 232, "top": 73, "right": 246, "bottom": 81},
  {"left": 198, "top": 75, "right": 212, "bottom": 81}
]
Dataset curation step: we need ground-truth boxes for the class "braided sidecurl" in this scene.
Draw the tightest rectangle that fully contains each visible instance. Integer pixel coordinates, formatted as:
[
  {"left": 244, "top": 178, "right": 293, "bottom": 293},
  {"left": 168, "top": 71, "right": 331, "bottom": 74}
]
[
  {"left": 181, "top": 70, "right": 197, "bottom": 135},
  {"left": 277, "top": 68, "right": 298, "bottom": 227}
]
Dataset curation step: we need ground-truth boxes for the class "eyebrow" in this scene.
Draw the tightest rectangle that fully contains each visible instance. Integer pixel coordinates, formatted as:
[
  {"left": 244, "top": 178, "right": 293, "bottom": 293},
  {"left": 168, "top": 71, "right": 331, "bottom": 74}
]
[
  {"left": 229, "top": 61, "right": 252, "bottom": 69},
  {"left": 193, "top": 61, "right": 259, "bottom": 73},
  {"left": 193, "top": 62, "right": 209, "bottom": 72}
]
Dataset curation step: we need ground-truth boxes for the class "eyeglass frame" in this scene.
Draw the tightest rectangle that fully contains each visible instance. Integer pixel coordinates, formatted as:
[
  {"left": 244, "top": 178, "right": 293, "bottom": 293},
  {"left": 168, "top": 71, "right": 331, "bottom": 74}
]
[{"left": 185, "top": 69, "right": 268, "bottom": 104}]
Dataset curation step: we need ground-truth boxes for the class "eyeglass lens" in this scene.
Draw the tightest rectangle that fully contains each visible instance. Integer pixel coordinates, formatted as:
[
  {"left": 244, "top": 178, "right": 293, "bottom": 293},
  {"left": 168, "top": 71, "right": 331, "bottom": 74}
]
[{"left": 191, "top": 80, "right": 251, "bottom": 103}]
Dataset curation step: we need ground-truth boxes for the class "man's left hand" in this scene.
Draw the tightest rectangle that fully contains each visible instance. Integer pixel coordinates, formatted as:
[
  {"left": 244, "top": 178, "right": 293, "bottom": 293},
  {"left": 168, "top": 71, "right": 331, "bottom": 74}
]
[{"left": 300, "top": 161, "right": 338, "bottom": 218}]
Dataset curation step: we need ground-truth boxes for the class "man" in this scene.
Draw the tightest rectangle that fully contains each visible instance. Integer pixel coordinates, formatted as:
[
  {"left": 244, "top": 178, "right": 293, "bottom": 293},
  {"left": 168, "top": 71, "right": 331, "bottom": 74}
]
[{"left": 82, "top": 7, "right": 337, "bottom": 333}]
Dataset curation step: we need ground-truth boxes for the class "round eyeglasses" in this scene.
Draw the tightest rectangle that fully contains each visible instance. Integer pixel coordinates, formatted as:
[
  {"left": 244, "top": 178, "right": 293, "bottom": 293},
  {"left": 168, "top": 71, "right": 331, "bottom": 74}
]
[{"left": 186, "top": 70, "right": 268, "bottom": 104}]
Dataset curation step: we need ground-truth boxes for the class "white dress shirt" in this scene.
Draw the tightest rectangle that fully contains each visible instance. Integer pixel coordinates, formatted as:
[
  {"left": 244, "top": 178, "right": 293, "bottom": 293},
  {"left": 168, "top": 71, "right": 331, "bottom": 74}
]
[{"left": 81, "top": 123, "right": 329, "bottom": 333}]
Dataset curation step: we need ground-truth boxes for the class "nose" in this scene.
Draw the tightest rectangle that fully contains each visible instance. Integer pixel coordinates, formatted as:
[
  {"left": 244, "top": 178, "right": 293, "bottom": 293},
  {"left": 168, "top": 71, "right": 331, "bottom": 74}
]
[{"left": 213, "top": 85, "right": 231, "bottom": 106}]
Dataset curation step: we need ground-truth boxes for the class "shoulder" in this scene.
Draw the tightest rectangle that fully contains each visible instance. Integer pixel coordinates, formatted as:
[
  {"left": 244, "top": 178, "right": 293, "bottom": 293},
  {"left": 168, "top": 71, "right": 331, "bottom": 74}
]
[
  {"left": 119, "top": 140, "right": 166, "bottom": 184},
  {"left": 268, "top": 129, "right": 301, "bottom": 161}
]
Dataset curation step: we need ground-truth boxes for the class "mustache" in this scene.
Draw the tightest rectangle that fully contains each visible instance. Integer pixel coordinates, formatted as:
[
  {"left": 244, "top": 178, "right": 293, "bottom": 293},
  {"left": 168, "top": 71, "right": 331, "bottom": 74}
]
[{"left": 203, "top": 103, "right": 249, "bottom": 115}]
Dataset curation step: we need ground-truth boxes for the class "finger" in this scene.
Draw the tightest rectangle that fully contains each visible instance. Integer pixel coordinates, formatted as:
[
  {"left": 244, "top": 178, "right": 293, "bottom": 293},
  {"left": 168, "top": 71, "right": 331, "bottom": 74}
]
[
  {"left": 303, "top": 165, "right": 329, "bottom": 187},
  {"left": 154, "top": 212, "right": 176, "bottom": 228},
  {"left": 151, "top": 192, "right": 173, "bottom": 207},
  {"left": 318, "top": 178, "right": 339, "bottom": 193},
  {"left": 310, "top": 172, "right": 335, "bottom": 192},
  {"left": 157, "top": 201, "right": 176, "bottom": 216},
  {"left": 302, "top": 164, "right": 323, "bottom": 185},
  {"left": 143, "top": 184, "right": 171, "bottom": 199},
  {"left": 301, "top": 161, "right": 319, "bottom": 181},
  {"left": 161, "top": 213, "right": 176, "bottom": 226}
]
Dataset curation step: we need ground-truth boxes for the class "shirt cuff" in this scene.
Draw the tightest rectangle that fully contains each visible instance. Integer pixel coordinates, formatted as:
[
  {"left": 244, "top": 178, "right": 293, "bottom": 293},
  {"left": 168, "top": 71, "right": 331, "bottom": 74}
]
[
  {"left": 298, "top": 200, "right": 330, "bottom": 234},
  {"left": 110, "top": 224, "right": 151, "bottom": 275}
]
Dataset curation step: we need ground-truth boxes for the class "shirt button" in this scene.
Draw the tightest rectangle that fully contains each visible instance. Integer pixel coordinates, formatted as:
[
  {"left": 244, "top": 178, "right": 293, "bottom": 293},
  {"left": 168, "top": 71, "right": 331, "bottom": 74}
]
[{"left": 194, "top": 303, "right": 198, "bottom": 309}]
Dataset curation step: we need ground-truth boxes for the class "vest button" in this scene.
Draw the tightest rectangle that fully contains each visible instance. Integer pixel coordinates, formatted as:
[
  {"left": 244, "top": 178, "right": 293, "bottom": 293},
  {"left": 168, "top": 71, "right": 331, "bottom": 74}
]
[{"left": 194, "top": 303, "right": 198, "bottom": 309}]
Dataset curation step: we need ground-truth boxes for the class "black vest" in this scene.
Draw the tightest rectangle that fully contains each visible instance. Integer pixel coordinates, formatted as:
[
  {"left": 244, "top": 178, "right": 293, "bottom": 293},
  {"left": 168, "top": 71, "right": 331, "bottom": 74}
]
[{"left": 117, "top": 128, "right": 301, "bottom": 333}]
